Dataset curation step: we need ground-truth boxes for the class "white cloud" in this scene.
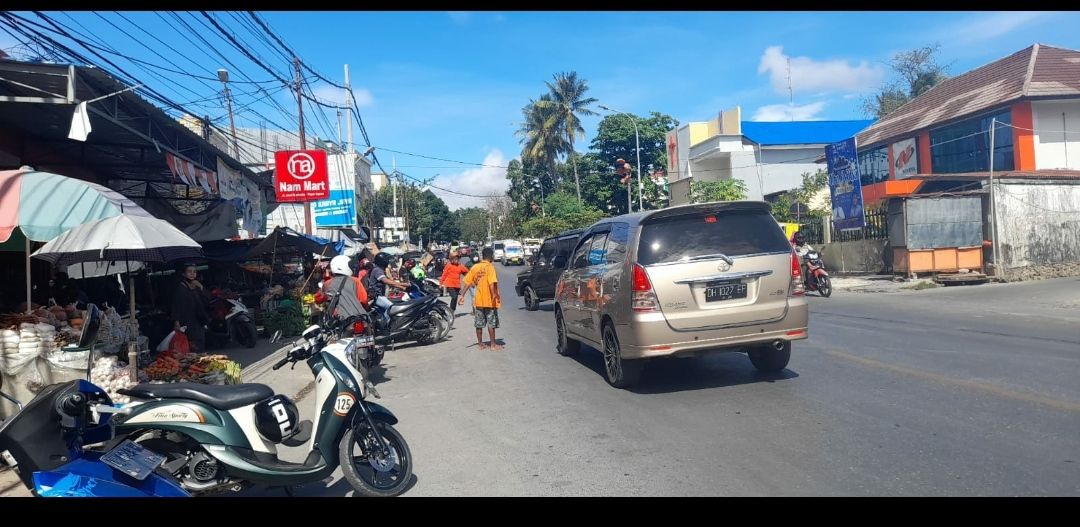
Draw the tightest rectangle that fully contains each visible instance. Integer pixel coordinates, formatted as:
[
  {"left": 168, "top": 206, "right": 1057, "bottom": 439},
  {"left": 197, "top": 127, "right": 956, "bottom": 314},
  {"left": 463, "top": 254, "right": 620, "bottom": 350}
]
[
  {"left": 941, "top": 11, "right": 1048, "bottom": 46},
  {"left": 447, "top": 11, "right": 471, "bottom": 25},
  {"left": 429, "top": 150, "right": 509, "bottom": 211},
  {"left": 752, "top": 102, "right": 827, "bottom": 122},
  {"left": 757, "top": 46, "right": 885, "bottom": 95},
  {"left": 311, "top": 84, "right": 374, "bottom": 108}
]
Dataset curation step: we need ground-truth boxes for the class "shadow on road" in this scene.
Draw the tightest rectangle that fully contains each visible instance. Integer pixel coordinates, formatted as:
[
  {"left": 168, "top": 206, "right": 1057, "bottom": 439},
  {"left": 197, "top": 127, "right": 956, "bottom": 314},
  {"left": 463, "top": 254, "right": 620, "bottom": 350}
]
[
  {"left": 517, "top": 304, "right": 554, "bottom": 312},
  {"left": 242, "top": 473, "right": 420, "bottom": 497},
  {"left": 568, "top": 345, "right": 799, "bottom": 394}
]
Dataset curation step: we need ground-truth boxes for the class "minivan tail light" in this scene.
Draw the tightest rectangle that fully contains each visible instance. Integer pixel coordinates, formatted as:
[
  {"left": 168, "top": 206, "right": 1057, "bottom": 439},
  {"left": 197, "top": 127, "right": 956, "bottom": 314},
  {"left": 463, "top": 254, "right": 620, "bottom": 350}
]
[
  {"left": 632, "top": 263, "right": 652, "bottom": 291},
  {"left": 789, "top": 250, "right": 805, "bottom": 297},
  {"left": 631, "top": 263, "right": 659, "bottom": 312}
]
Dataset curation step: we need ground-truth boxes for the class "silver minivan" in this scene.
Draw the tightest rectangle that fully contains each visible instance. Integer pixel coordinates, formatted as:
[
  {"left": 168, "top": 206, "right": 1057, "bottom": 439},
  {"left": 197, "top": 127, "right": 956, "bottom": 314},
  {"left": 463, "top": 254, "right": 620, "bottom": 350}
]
[{"left": 553, "top": 201, "right": 809, "bottom": 388}]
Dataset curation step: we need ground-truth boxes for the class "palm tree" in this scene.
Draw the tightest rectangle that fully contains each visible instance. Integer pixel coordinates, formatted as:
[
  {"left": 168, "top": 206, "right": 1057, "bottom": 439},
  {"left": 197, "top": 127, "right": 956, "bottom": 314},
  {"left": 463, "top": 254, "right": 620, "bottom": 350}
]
[
  {"left": 516, "top": 94, "right": 566, "bottom": 190},
  {"left": 537, "top": 71, "right": 597, "bottom": 203}
]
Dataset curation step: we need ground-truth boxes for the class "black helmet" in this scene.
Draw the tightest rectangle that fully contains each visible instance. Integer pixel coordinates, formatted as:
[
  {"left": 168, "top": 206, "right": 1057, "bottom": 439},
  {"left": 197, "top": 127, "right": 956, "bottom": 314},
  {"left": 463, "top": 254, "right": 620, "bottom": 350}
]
[
  {"left": 793, "top": 231, "right": 806, "bottom": 245},
  {"left": 253, "top": 395, "right": 300, "bottom": 443},
  {"left": 372, "top": 252, "right": 392, "bottom": 269}
]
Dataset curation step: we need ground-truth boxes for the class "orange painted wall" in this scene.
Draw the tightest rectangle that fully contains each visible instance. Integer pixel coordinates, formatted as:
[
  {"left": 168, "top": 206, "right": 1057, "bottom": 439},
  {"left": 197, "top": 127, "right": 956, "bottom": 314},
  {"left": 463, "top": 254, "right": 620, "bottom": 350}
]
[
  {"left": 862, "top": 179, "right": 923, "bottom": 206},
  {"left": 917, "top": 131, "right": 932, "bottom": 173},
  {"left": 1011, "top": 101, "right": 1036, "bottom": 170}
]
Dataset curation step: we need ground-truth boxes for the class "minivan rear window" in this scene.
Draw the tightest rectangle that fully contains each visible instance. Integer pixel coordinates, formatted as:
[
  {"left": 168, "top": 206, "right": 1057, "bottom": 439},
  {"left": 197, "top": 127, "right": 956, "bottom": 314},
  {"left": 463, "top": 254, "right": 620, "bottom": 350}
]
[{"left": 637, "top": 210, "right": 791, "bottom": 265}]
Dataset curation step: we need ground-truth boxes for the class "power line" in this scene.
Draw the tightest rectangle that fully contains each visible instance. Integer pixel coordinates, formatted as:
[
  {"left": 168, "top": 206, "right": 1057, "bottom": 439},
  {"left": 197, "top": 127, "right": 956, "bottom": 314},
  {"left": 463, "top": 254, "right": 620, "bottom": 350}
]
[
  {"left": 169, "top": 11, "right": 302, "bottom": 138},
  {"left": 114, "top": 12, "right": 279, "bottom": 85}
]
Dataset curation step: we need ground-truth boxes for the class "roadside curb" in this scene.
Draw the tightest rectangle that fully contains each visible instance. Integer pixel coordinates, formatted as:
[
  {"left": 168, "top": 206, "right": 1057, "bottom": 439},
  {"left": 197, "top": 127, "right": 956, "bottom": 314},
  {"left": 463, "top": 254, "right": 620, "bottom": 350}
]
[{"left": 241, "top": 344, "right": 288, "bottom": 383}]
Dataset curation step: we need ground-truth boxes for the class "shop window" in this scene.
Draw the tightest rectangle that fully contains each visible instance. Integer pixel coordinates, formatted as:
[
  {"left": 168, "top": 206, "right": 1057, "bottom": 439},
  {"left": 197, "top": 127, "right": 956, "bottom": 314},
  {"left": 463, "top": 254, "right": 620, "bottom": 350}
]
[
  {"left": 858, "top": 146, "right": 889, "bottom": 185},
  {"left": 930, "top": 110, "right": 1014, "bottom": 173}
]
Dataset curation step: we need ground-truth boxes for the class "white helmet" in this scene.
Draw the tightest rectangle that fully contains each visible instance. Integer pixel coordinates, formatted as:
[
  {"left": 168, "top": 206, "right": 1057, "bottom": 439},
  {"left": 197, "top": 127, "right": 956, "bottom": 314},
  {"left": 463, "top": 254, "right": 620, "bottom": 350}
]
[{"left": 330, "top": 255, "right": 352, "bottom": 276}]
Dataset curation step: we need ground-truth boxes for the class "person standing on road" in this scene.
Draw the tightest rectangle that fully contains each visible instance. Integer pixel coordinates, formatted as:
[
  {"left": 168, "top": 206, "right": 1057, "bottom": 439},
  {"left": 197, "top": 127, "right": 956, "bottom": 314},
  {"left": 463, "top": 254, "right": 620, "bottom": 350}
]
[
  {"left": 459, "top": 247, "right": 502, "bottom": 350},
  {"left": 440, "top": 253, "right": 470, "bottom": 319}
]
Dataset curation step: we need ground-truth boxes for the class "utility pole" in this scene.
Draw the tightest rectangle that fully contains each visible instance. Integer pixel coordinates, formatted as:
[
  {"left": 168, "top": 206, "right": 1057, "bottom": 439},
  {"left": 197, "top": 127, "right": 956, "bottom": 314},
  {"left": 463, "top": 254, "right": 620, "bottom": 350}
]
[
  {"left": 345, "top": 64, "right": 353, "bottom": 154},
  {"left": 988, "top": 117, "right": 1003, "bottom": 280},
  {"left": 787, "top": 57, "right": 794, "bottom": 122},
  {"left": 218, "top": 70, "right": 239, "bottom": 159},
  {"left": 259, "top": 120, "right": 266, "bottom": 166},
  {"left": 336, "top": 109, "right": 342, "bottom": 150},
  {"left": 294, "top": 57, "right": 312, "bottom": 234}
]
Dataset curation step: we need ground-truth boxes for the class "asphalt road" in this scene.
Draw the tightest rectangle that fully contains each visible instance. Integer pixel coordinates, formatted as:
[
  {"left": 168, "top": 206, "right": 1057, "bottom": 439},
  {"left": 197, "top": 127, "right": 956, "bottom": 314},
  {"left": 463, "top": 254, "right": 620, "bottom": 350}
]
[{"left": 249, "top": 267, "right": 1080, "bottom": 497}]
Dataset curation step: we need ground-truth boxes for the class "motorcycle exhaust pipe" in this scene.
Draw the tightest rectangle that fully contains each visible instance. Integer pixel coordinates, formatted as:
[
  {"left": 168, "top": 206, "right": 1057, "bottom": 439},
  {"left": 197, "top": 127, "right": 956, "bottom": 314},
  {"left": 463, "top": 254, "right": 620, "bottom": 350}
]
[{"left": 772, "top": 340, "right": 786, "bottom": 351}]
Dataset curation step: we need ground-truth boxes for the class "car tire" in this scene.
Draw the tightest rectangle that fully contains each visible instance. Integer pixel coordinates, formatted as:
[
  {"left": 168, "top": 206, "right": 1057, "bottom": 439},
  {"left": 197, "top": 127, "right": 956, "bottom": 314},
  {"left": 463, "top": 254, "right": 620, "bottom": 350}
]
[
  {"left": 601, "top": 324, "right": 642, "bottom": 388},
  {"left": 555, "top": 308, "right": 579, "bottom": 356},
  {"left": 748, "top": 341, "right": 791, "bottom": 372},
  {"left": 523, "top": 286, "right": 539, "bottom": 311}
]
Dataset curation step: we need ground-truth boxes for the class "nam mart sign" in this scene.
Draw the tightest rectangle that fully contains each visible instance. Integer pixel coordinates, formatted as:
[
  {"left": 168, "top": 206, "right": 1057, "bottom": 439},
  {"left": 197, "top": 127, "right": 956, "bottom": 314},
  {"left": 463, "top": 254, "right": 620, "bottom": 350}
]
[{"left": 274, "top": 150, "right": 329, "bottom": 202}]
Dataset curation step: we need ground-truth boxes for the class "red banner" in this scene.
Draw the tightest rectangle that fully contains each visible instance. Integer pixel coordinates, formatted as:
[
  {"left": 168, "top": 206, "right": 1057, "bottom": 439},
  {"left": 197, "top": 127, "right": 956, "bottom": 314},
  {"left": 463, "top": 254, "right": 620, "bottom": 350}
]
[{"left": 274, "top": 150, "right": 329, "bottom": 202}]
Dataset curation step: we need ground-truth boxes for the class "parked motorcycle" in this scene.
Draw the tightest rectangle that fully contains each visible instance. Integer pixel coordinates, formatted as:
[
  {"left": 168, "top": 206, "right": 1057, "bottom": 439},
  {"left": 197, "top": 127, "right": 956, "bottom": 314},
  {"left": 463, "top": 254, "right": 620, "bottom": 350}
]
[
  {"left": 208, "top": 289, "right": 257, "bottom": 348},
  {"left": 802, "top": 250, "right": 832, "bottom": 297},
  {"left": 108, "top": 323, "right": 413, "bottom": 497},
  {"left": 0, "top": 305, "right": 190, "bottom": 497}
]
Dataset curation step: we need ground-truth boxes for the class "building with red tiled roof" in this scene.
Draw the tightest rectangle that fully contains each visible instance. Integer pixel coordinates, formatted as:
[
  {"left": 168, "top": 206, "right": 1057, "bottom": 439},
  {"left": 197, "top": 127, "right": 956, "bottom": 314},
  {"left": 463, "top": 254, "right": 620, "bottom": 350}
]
[{"left": 853, "top": 43, "right": 1080, "bottom": 206}]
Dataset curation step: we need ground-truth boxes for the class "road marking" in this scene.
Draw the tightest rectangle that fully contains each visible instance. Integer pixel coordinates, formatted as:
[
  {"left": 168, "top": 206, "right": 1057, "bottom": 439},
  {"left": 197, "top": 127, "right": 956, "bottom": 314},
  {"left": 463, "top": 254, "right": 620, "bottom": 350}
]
[{"left": 822, "top": 349, "right": 1080, "bottom": 413}]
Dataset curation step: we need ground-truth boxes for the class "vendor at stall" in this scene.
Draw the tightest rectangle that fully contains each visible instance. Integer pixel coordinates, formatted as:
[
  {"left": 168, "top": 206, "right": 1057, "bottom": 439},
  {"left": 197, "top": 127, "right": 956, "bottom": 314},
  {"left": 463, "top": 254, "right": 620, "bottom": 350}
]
[{"left": 171, "top": 264, "right": 210, "bottom": 353}]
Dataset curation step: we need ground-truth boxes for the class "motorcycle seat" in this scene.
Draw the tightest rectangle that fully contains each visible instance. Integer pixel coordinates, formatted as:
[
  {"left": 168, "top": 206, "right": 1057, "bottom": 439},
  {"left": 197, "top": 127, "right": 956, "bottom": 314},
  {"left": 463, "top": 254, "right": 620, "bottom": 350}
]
[
  {"left": 388, "top": 296, "right": 432, "bottom": 316},
  {"left": 119, "top": 383, "right": 274, "bottom": 411}
]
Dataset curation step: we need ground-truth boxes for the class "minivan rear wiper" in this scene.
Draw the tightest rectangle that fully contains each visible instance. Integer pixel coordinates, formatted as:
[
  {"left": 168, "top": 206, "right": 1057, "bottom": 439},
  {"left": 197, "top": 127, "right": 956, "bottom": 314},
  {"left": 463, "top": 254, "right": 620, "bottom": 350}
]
[{"left": 680, "top": 253, "right": 735, "bottom": 265}]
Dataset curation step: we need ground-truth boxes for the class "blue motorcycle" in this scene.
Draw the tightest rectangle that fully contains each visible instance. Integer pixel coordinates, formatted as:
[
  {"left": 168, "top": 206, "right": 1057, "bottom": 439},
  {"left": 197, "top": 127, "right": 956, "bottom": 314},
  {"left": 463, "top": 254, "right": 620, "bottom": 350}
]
[{"left": 0, "top": 305, "right": 189, "bottom": 497}]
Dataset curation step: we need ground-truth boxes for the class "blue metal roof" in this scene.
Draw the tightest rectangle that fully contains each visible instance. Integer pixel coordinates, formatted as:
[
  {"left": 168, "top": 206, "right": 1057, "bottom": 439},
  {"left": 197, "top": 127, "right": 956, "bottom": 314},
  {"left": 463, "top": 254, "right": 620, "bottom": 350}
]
[{"left": 741, "top": 120, "right": 875, "bottom": 146}]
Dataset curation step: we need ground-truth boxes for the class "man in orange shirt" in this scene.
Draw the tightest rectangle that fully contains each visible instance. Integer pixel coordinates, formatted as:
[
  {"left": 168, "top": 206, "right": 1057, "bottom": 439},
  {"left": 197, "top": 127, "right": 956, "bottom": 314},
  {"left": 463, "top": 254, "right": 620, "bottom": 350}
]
[
  {"left": 440, "top": 252, "right": 469, "bottom": 320},
  {"left": 459, "top": 247, "right": 502, "bottom": 350}
]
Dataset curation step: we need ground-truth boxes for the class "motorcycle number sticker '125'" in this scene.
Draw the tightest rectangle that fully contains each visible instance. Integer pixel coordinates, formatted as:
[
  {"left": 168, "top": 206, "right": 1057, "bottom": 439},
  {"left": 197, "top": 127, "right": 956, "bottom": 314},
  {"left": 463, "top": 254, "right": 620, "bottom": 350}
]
[{"left": 334, "top": 393, "right": 356, "bottom": 416}]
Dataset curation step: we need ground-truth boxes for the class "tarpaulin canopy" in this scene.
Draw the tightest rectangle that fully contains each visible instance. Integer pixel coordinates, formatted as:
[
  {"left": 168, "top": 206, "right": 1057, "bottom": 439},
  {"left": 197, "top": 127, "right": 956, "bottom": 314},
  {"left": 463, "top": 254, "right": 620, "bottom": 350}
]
[
  {"left": 139, "top": 185, "right": 240, "bottom": 242},
  {"left": 199, "top": 239, "right": 261, "bottom": 262},
  {"left": 246, "top": 226, "right": 342, "bottom": 259}
]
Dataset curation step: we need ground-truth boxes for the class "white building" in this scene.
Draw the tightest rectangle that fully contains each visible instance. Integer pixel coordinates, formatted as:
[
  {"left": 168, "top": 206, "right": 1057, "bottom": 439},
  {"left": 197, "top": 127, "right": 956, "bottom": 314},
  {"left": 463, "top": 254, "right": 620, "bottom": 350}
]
[{"left": 666, "top": 106, "right": 873, "bottom": 205}]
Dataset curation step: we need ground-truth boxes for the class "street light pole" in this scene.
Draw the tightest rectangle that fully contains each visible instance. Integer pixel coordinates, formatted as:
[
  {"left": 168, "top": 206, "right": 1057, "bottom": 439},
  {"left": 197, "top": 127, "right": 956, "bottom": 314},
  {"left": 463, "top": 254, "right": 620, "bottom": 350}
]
[
  {"left": 536, "top": 177, "right": 546, "bottom": 217},
  {"left": 600, "top": 104, "right": 643, "bottom": 212}
]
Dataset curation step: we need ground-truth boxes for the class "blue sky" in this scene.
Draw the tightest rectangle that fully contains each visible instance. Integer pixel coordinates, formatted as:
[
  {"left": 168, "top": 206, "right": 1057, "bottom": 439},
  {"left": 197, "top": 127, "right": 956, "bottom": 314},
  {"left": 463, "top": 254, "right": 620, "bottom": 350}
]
[{"left": 5, "top": 11, "right": 1079, "bottom": 209}]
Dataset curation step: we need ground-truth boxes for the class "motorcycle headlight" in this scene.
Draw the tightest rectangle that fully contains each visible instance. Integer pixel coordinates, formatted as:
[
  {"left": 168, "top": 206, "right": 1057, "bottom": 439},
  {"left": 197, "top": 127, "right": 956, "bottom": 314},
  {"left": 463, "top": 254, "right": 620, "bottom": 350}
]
[{"left": 345, "top": 338, "right": 359, "bottom": 367}]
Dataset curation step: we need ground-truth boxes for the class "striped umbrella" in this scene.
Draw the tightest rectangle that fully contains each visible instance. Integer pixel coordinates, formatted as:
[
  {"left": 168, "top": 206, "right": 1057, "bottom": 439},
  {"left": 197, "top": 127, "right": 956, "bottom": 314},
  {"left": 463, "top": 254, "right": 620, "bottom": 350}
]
[{"left": 0, "top": 168, "right": 153, "bottom": 312}]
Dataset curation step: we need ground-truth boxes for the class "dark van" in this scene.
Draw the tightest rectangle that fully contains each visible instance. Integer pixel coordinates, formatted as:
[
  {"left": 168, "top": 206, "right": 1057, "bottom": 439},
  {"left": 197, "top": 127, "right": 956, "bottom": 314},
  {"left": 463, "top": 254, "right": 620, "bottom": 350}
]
[{"left": 515, "top": 229, "right": 583, "bottom": 311}]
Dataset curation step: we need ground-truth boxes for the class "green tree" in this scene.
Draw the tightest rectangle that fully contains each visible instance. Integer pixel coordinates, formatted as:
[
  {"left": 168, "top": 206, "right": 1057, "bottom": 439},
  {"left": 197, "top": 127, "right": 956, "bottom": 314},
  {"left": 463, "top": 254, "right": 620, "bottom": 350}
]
[
  {"left": 770, "top": 170, "right": 831, "bottom": 223},
  {"left": 689, "top": 179, "right": 748, "bottom": 203},
  {"left": 863, "top": 44, "right": 949, "bottom": 119},
  {"left": 516, "top": 94, "right": 566, "bottom": 190},
  {"left": 535, "top": 72, "right": 598, "bottom": 203},
  {"left": 521, "top": 191, "right": 606, "bottom": 235},
  {"left": 589, "top": 111, "right": 679, "bottom": 212},
  {"left": 453, "top": 207, "right": 489, "bottom": 244}
]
